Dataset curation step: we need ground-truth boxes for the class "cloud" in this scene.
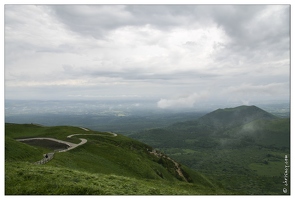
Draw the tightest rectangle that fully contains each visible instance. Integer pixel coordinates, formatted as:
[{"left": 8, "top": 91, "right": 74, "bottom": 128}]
[
  {"left": 4, "top": 5, "right": 290, "bottom": 104},
  {"left": 51, "top": 5, "right": 134, "bottom": 39},
  {"left": 210, "top": 5, "right": 290, "bottom": 66},
  {"left": 224, "top": 82, "right": 289, "bottom": 96},
  {"left": 221, "top": 82, "right": 290, "bottom": 105},
  {"left": 51, "top": 5, "right": 211, "bottom": 39},
  {"left": 157, "top": 92, "right": 208, "bottom": 109}
]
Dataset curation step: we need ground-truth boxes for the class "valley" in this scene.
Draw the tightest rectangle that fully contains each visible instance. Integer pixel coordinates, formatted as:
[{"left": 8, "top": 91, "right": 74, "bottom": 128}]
[
  {"left": 5, "top": 104, "right": 290, "bottom": 195},
  {"left": 4, "top": 3, "right": 290, "bottom": 196}
]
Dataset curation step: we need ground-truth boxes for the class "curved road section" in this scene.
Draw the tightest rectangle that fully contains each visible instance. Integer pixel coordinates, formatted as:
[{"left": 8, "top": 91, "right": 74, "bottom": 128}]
[
  {"left": 16, "top": 137, "right": 87, "bottom": 153},
  {"left": 16, "top": 127, "right": 117, "bottom": 164}
]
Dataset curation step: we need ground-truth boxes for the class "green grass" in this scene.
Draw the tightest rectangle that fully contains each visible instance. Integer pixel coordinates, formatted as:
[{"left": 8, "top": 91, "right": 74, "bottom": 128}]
[
  {"left": 49, "top": 137, "right": 173, "bottom": 181},
  {"left": 5, "top": 123, "right": 225, "bottom": 195},
  {"left": 5, "top": 123, "right": 96, "bottom": 143},
  {"left": 6, "top": 161, "right": 224, "bottom": 195},
  {"left": 5, "top": 136, "right": 45, "bottom": 162},
  {"left": 162, "top": 146, "right": 290, "bottom": 194},
  {"left": 249, "top": 161, "right": 284, "bottom": 177}
]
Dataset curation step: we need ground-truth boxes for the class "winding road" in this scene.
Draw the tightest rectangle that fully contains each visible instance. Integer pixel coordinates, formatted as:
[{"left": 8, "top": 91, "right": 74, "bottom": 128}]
[
  {"left": 16, "top": 137, "right": 87, "bottom": 153},
  {"left": 16, "top": 126, "right": 187, "bottom": 182},
  {"left": 16, "top": 127, "right": 117, "bottom": 164}
]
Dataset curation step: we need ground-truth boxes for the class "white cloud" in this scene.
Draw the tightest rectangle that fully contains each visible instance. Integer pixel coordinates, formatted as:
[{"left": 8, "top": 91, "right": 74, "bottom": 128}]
[
  {"left": 157, "top": 92, "right": 208, "bottom": 109},
  {"left": 224, "top": 82, "right": 289, "bottom": 96}
]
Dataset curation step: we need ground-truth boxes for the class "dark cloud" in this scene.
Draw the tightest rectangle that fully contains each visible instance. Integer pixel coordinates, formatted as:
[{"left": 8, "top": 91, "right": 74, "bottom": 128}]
[
  {"left": 50, "top": 5, "right": 213, "bottom": 38},
  {"left": 49, "top": 5, "right": 290, "bottom": 65},
  {"left": 60, "top": 63, "right": 220, "bottom": 83},
  {"left": 51, "top": 5, "right": 134, "bottom": 39},
  {"left": 211, "top": 5, "right": 290, "bottom": 62}
]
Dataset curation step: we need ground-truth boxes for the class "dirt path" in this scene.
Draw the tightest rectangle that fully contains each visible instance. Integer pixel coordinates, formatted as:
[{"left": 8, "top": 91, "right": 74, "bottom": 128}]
[
  {"left": 79, "top": 127, "right": 90, "bottom": 131},
  {"left": 167, "top": 157, "right": 189, "bottom": 182},
  {"left": 149, "top": 149, "right": 189, "bottom": 182}
]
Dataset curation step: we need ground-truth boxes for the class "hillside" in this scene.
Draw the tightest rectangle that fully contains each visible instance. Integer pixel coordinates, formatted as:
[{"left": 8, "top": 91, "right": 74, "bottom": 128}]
[
  {"left": 195, "top": 105, "right": 277, "bottom": 130},
  {"left": 5, "top": 123, "right": 225, "bottom": 195},
  {"left": 131, "top": 105, "right": 286, "bottom": 148},
  {"left": 130, "top": 105, "right": 290, "bottom": 194}
]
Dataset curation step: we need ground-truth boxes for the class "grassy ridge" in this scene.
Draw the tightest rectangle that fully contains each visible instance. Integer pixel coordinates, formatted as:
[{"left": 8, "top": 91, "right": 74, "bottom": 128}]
[
  {"left": 49, "top": 135, "right": 178, "bottom": 181},
  {"left": 5, "top": 123, "right": 86, "bottom": 143},
  {"left": 5, "top": 136, "right": 44, "bottom": 162},
  {"left": 5, "top": 123, "right": 225, "bottom": 195},
  {"left": 6, "top": 161, "right": 226, "bottom": 195}
]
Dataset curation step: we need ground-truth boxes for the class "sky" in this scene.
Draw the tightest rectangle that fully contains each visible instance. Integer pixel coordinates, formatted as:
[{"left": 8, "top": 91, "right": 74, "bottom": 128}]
[{"left": 4, "top": 4, "right": 291, "bottom": 109}]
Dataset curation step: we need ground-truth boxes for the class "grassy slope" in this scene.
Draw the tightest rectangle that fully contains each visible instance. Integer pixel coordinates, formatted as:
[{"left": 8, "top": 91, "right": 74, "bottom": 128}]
[
  {"left": 5, "top": 136, "right": 45, "bottom": 162},
  {"left": 5, "top": 123, "right": 225, "bottom": 195},
  {"left": 5, "top": 161, "right": 222, "bottom": 195}
]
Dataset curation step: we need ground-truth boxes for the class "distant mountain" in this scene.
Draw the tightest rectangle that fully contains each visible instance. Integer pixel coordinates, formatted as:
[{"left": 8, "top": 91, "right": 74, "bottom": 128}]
[
  {"left": 131, "top": 105, "right": 288, "bottom": 149},
  {"left": 168, "top": 105, "right": 277, "bottom": 133},
  {"left": 195, "top": 105, "right": 277, "bottom": 130}
]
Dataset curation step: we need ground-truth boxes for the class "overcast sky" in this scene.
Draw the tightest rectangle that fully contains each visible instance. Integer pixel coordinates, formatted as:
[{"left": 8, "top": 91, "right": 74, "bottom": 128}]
[{"left": 4, "top": 4, "right": 290, "bottom": 108}]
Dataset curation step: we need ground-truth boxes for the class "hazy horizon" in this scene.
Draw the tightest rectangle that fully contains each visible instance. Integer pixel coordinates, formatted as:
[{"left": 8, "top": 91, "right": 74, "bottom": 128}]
[{"left": 5, "top": 5, "right": 290, "bottom": 110}]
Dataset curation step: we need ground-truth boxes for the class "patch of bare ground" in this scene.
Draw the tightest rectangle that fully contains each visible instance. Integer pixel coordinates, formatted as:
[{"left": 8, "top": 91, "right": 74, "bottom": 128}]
[{"left": 149, "top": 149, "right": 189, "bottom": 182}]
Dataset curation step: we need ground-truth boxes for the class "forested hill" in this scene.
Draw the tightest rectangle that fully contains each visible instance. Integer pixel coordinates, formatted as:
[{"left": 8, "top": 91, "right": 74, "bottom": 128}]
[
  {"left": 192, "top": 105, "right": 277, "bottom": 130},
  {"left": 130, "top": 105, "right": 290, "bottom": 194},
  {"left": 130, "top": 105, "right": 286, "bottom": 149},
  {"left": 167, "top": 105, "right": 277, "bottom": 133}
]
